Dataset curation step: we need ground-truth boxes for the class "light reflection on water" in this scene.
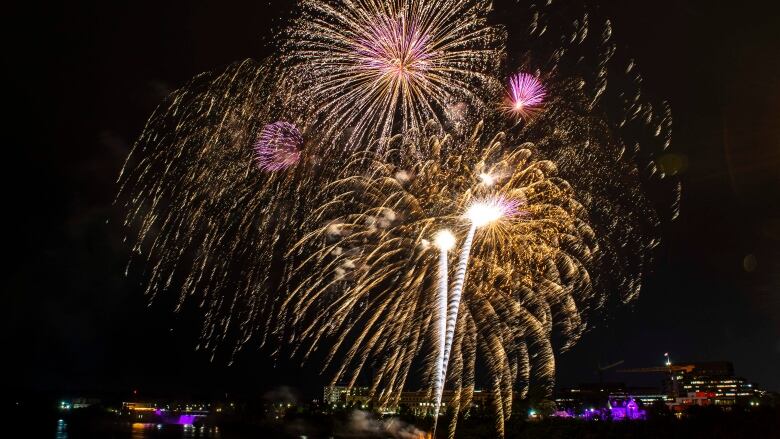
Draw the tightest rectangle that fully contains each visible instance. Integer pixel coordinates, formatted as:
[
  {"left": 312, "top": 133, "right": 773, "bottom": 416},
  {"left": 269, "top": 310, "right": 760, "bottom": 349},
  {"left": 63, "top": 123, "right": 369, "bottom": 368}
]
[
  {"left": 55, "top": 420, "right": 222, "bottom": 438},
  {"left": 131, "top": 423, "right": 222, "bottom": 438},
  {"left": 56, "top": 419, "right": 67, "bottom": 439}
]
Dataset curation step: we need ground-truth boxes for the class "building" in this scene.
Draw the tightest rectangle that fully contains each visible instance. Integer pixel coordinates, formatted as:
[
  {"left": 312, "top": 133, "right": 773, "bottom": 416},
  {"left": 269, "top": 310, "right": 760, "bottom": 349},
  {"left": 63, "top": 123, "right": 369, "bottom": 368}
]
[
  {"left": 555, "top": 382, "right": 627, "bottom": 411},
  {"left": 322, "top": 386, "right": 494, "bottom": 416},
  {"left": 618, "top": 357, "right": 763, "bottom": 408},
  {"left": 555, "top": 383, "right": 668, "bottom": 411},
  {"left": 323, "top": 386, "right": 370, "bottom": 407},
  {"left": 554, "top": 383, "right": 661, "bottom": 420},
  {"left": 59, "top": 398, "right": 100, "bottom": 411},
  {"left": 607, "top": 396, "right": 647, "bottom": 420},
  {"left": 121, "top": 401, "right": 211, "bottom": 425},
  {"left": 681, "top": 376, "right": 757, "bottom": 405},
  {"left": 667, "top": 391, "right": 715, "bottom": 411},
  {"left": 395, "top": 389, "right": 494, "bottom": 417}
]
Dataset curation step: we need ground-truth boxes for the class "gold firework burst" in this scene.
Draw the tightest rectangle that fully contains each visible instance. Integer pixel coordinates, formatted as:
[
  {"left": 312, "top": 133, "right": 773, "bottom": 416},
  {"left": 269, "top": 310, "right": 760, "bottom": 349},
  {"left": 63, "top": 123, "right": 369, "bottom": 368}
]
[
  {"left": 116, "top": 59, "right": 325, "bottom": 359},
  {"left": 283, "top": 122, "right": 598, "bottom": 436}
]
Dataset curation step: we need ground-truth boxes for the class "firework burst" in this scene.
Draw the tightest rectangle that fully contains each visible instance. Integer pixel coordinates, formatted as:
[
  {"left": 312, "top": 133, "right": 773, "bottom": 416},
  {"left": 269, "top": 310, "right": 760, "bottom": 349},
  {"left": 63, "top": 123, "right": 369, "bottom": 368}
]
[
  {"left": 284, "top": 0, "right": 504, "bottom": 149},
  {"left": 253, "top": 121, "right": 303, "bottom": 172},
  {"left": 283, "top": 123, "right": 598, "bottom": 437},
  {"left": 116, "top": 59, "right": 326, "bottom": 360},
  {"left": 505, "top": 72, "right": 547, "bottom": 119},
  {"left": 117, "top": 2, "right": 680, "bottom": 438}
]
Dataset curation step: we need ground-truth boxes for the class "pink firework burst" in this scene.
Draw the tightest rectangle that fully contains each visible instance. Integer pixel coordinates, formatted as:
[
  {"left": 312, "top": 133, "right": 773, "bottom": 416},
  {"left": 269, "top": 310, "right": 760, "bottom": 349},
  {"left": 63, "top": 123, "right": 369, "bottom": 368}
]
[
  {"left": 253, "top": 122, "right": 303, "bottom": 172},
  {"left": 506, "top": 72, "right": 546, "bottom": 118},
  {"left": 355, "top": 15, "right": 433, "bottom": 87}
]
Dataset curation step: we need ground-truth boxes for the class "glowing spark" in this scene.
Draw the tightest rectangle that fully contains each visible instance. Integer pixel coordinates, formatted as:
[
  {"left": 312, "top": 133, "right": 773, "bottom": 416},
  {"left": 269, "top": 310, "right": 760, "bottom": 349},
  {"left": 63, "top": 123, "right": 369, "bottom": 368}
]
[
  {"left": 479, "top": 173, "right": 495, "bottom": 186},
  {"left": 506, "top": 72, "right": 546, "bottom": 118},
  {"left": 434, "top": 229, "right": 456, "bottom": 251},
  {"left": 465, "top": 196, "right": 519, "bottom": 227},
  {"left": 357, "top": 15, "right": 431, "bottom": 85},
  {"left": 253, "top": 121, "right": 302, "bottom": 172}
]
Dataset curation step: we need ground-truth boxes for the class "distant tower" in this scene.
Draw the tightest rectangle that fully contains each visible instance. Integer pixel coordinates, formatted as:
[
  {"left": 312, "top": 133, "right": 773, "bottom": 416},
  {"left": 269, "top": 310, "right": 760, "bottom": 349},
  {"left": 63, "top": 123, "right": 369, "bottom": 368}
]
[{"left": 664, "top": 352, "right": 681, "bottom": 397}]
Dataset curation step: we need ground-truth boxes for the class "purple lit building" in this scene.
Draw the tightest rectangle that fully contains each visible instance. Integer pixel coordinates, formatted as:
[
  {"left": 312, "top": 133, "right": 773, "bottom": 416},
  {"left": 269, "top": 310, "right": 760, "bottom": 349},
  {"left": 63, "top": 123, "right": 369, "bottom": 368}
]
[
  {"left": 552, "top": 384, "right": 652, "bottom": 421},
  {"left": 572, "top": 397, "right": 646, "bottom": 421},
  {"left": 123, "top": 401, "right": 210, "bottom": 425},
  {"left": 608, "top": 397, "right": 647, "bottom": 420}
]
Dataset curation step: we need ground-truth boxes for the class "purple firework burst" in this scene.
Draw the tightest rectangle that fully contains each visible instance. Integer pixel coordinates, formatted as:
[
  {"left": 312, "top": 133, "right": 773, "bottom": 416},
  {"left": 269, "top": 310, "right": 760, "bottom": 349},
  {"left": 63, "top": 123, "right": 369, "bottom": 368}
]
[
  {"left": 506, "top": 72, "right": 546, "bottom": 118},
  {"left": 253, "top": 122, "right": 303, "bottom": 172},
  {"left": 355, "top": 15, "right": 433, "bottom": 86}
]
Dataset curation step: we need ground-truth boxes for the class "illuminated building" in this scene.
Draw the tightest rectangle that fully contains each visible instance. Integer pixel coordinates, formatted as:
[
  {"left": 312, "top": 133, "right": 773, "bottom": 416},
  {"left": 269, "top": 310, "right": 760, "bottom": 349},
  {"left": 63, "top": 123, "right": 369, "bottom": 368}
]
[
  {"left": 323, "top": 386, "right": 370, "bottom": 407},
  {"left": 618, "top": 357, "right": 763, "bottom": 408},
  {"left": 681, "top": 376, "right": 756, "bottom": 404},
  {"left": 121, "top": 401, "right": 211, "bottom": 425},
  {"left": 555, "top": 382, "right": 623, "bottom": 411},
  {"left": 59, "top": 398, "right": 100, "bottom": 410},
  {"left": 395, "top": 389, "right": 493, "bottom": 416},
  {"left": 554, "top": 383, "right": 661, "bottom": 420},
  {"left": 555, "top": 383, "right": 667, "bottom": 411},
  {"left": 607, "top": 397, "right": 647, "bottom": 420},
  {"left": 322, "top": 386, "right": 494, "bottom": 415}
]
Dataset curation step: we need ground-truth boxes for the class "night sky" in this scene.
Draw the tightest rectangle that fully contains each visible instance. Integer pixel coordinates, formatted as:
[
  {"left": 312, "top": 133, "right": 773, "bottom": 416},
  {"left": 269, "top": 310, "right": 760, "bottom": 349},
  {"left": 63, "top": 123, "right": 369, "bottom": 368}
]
[{"left": 5, "top": 0, "right": 779, "bottom": 401}]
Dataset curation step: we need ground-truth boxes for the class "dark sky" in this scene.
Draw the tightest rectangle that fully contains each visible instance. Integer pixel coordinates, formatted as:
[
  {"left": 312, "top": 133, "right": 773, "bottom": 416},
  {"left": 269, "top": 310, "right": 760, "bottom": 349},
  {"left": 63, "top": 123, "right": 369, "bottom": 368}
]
[{"left": 5, "top": 0, "right": 779, "bottom": 401}]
